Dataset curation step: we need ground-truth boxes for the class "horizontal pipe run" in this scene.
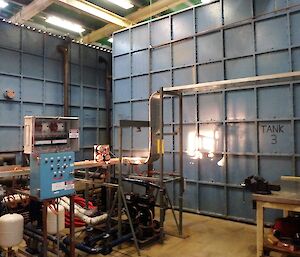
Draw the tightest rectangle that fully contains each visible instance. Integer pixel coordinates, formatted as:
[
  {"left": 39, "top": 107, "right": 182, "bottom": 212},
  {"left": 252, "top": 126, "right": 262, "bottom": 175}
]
[
  {"left": 64, "top": 233, "right": 132, "bottom": 254},
  {"left": 24, "top": 227, "right": 69, "bottom": 255}
]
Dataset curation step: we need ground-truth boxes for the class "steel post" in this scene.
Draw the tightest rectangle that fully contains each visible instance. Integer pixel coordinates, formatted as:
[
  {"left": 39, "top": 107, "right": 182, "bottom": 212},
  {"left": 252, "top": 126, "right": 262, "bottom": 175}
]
[
  {"left": 159, "top": 87, "right": 164, "bottom": 242},
  {"left": 69, "top": 195, "right": 75, "bottom": 257},
  {"left": 179, "top": 93, "right": 183, "bottom": 236}
]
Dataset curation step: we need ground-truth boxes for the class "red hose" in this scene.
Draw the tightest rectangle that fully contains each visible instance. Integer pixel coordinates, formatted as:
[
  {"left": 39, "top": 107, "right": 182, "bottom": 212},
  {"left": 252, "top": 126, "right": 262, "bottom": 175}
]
[{"left": 65, "top": 196, "right": 96, "bottom": 227}]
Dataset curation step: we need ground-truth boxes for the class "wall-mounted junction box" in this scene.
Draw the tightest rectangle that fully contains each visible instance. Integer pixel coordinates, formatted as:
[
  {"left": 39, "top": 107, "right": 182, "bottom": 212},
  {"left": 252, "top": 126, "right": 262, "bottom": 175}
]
[{"left": 24, "top": 116, "right": 80, "bottom": 154}]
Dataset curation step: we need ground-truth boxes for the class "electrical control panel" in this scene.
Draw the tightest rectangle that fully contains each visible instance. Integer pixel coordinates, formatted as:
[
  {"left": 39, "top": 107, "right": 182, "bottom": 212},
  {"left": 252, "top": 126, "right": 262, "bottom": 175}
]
[
  {"left": 30, "top": 151, "right": 75, "bottom": 200},
  {"left": 24, "top": 116, "right": 79, "bottom": 154}
]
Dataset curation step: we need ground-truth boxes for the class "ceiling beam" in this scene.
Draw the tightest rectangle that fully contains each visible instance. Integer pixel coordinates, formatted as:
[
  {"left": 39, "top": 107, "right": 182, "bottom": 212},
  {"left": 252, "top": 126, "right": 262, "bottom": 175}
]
[
  {"left": 10, "top": 0, "right": 133, "bottom": 28},
  {"left": 55, "top": 0, "right": 133, "bottom": 27},
  {"left": 80, "top": 0, "right": 189, "bottom": 43},
  {"left": 10, "top": 0, "right": 54, "bottom": 23}
]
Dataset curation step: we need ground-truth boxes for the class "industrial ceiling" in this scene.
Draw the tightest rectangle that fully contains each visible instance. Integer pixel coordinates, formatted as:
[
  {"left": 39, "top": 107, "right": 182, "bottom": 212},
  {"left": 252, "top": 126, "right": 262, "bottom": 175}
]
[{"left": 0, "top": 0, "right": 202, "bottom": 48}]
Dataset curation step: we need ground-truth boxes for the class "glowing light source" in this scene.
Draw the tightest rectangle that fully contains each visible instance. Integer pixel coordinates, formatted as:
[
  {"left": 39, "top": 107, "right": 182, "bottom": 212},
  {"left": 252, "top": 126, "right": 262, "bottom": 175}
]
[
  {"left": 201, "top": 0, "right": 213, "bottom": 4},
  {"left": 217, "top": 156, "right": 225, "bottom": 167},
  {"left": 187, "top": 132, "right": 197, "bottom": 157},
  {"left": 46, "top": 16, "right": 85, "bottom": 33},
  {"left": 208, "top": 152, "right": 214, "bottom": 159},
  {"left": 187, "top": 130, "right": 217, "bottom": 159},
  {"left": 0, "top": 0, "right": 8, "bottom": 8},
  {"left": 200, "top": 130, "right": 215, "bottom": 152},
  {"left": 105, "top": 0, "right": 134, "bottom": 9},
  {"left": 193, "top": 151, "right": 203, "bottom": 160},
  {"left": 122, "top": 157, "right": 146, "bottom": 165},
  {"left": 57, "top": 0, "right": 132, "bottom": 27}
]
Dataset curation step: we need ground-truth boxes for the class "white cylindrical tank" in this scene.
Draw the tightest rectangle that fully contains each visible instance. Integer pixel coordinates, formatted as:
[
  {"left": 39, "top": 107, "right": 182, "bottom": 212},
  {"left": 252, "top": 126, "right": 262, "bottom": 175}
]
[
  {"left": 47, "top": 205, "right": 65, "bottom": 235},
  {"left": 0, "top": 213, "right": 24, "bottom": 248}
]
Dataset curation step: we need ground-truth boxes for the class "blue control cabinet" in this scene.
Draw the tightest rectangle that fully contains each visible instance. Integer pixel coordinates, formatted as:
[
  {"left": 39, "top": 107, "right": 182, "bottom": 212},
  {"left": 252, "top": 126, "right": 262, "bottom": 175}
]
[{"left": 30, "top": 151, "right": 75, "bottom": 200}]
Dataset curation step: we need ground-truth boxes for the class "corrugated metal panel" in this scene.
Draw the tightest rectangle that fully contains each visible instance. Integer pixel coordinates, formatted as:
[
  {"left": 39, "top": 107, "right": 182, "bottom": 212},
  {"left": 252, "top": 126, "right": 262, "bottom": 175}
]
[
  {"left": 112, "top": 0, "right": 300, "bottom": 222},
  {"left": 0, "top": 21, "right": 110, "bottom": 161}
]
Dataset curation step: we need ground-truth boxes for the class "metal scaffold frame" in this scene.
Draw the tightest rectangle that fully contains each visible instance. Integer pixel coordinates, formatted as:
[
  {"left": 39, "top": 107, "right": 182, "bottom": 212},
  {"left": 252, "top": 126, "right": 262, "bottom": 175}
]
[
  {"left": 158, "top": 87, "right": 184, "bottom": 238},
  {"left": 117, "top": 88, "right": 184, "bottom": 244}
]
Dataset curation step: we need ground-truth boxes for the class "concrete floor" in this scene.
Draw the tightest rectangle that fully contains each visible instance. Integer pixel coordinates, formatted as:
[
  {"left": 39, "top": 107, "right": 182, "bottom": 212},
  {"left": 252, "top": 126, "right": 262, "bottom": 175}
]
[{"left": 84, "top": 212, "right": 261, "bottom": 257}]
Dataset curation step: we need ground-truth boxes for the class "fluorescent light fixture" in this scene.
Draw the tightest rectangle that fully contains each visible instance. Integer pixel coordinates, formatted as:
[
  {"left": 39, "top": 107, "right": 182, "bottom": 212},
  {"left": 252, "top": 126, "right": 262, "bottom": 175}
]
[
  {"left": 108, "top": 37, "right": 113, "bottom": 43},
  {"left": 57, "top": 0, "right": 132, "bottom": 27},
  {"left": 105, "top": 0, "right": 134, "bottom": 9},
  {"left": 201, "top": 0, "right": 212, "bottom": 4},
  {"left": 46, "top": 16, "right": 85, "bottom": 33},
  {"left": 0, "top": 0, "right": 8, "bottom": 8}
]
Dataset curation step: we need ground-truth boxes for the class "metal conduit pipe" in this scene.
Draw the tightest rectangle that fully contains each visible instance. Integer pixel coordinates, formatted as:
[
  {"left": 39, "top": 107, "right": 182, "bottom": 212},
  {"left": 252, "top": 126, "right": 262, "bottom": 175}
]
[
  {"left": 24, "top": 225, "right": 70, "bottom": 252},
  {"left": 24, "top": 227, "right": 70, "bottom": 255},
  {"left": 0, "top": 178, "right": 28, "bottom": 186},
  {"left": 57, "top": 39, "right": 71, "bottom": 117},
  {"left": 99, "top": 56, "right": 112, "bottom": 145},
  {"left": 23, "top": 232, "right": 59, "bottom": 256},
  {"left": 122, "top": 177, "right": 160, "bottom": 189},
  {"left": 74, "top": 170, "right": 105, "bottom": 179}
]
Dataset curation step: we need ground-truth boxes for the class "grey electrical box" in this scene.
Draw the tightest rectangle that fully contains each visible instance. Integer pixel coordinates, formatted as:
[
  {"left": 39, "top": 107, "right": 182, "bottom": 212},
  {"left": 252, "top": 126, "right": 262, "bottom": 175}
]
[{"left": 24, "top": 116, "right": 80, "bottom": 154}]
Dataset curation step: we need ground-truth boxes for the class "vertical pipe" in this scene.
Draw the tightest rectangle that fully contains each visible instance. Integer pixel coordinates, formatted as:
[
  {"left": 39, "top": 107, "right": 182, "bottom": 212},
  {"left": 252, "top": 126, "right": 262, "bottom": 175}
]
[
  {"left": 63, "top": 47, "right": 69, "bottom": 117},
  {"left": 99, "top": 56, "right": 112, "bottom": 145},
  {"left": 107, "top": 167, "right": 112, "bottom": 221},
  {"left": 178, "top": 93, "right": 183, "bottom": 236},
  {"left": 42, "top": 201, "right": 48, "bottom": 257},
  {"left": 85, "top": 168, "right": 89, "bottom": 208},
  {"left": 69, "top": 195, "right": 75, "bottom": 257},
  {"left": 159, "top": 87, "right": 164, "bottom": 242},
  {"left": 147, "top": 22, "right": 152, "bottom": 177},
  {"left": 106, "top": 74, "right": 112, "bottom": 145},
  {"left": 57, "top": 44, "right": 70, "bottom": 117},
  {"left": 56, "top": 200, "right": 60, "bottom": 257},
  {"left": 118, "top": 126, "right": 123, "bottom": 241}
]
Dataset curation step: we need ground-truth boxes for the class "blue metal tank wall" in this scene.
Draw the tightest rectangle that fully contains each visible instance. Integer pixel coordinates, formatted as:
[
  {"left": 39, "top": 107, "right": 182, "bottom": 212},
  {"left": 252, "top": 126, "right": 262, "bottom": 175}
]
[
  {"left": 0, "top": 21, "right": 111, "bottom": 162},
  {"left": 112, "top": 0, "right": 300, "bottom": 222}
]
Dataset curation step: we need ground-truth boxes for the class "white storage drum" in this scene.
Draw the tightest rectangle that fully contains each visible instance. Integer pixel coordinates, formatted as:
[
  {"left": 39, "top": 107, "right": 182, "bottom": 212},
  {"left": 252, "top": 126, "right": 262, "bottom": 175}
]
[
  {"left": 47, "top": 205, "right": 65, "bottom": 234},
  {"left": 0, "top": 213, "right": 24, "bottom": 248}
]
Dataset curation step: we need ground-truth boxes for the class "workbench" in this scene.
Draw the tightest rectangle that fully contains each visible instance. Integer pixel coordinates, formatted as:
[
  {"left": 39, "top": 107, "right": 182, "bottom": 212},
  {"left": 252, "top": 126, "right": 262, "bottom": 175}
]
[{"left": 253, "top": 179, "right": 300, "bottom": 257}]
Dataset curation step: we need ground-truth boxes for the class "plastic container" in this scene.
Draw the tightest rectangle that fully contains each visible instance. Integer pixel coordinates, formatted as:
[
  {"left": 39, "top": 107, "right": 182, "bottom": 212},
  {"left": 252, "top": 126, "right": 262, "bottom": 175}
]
[
  {"left": 47, "top": 204, "right": 65, "bottom": 234},
  {"left": 0, "top": 213, "right": 24, "bottom": 248}
]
